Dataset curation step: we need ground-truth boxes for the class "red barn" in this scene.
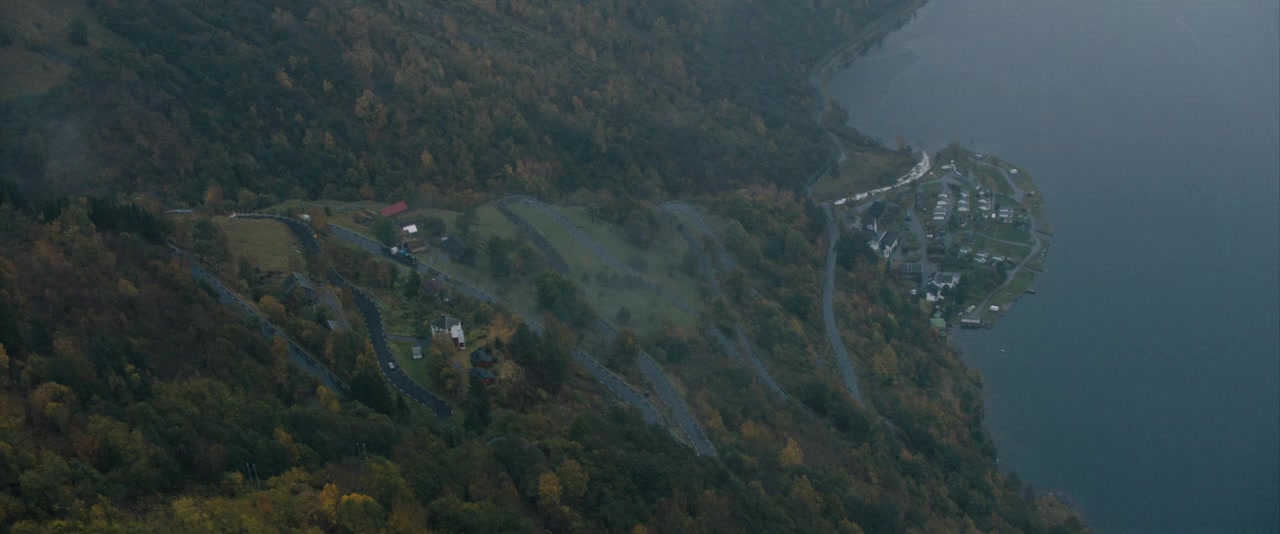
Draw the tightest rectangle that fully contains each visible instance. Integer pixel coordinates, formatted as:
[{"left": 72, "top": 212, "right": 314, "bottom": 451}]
[{"left": 379, "top": 201, "right": 408, "bottom": 218}]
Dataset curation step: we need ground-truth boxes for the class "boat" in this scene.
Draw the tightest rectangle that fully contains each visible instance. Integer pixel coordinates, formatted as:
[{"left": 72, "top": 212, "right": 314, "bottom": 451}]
[{"left": 1025, "top": 288, "right": 1037, "bottom": 294}]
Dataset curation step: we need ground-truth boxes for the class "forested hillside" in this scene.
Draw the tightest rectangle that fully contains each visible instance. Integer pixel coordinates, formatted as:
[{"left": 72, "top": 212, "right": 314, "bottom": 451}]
[
  {"left": 5, "top": 0, "right": 904, "bottom": 205},
  {"left": 1, "top": 0, "right": 1090, "bottom": 531}
]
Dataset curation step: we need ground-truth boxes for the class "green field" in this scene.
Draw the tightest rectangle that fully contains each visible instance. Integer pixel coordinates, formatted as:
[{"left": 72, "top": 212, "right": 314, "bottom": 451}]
[
  {"left": 557, "top": 206, "right": 705, "bottom": 308},
  {"left": 971, "top": 235, "right": 1032, "bottom": 261},
  {"left": 977, "top": 222, "right": 1033, "bottom": 244},
  {"left": 509, "top": 202, "right": 698, "bottom": 332},
  {"left": 388, "top": 339, "right": 437, "bottom": 390},
  {"left": 214, "top": 217, "right": 304, "bottom": 273},
  {"left": 812, "top": 150, "right": 914, "bottom": 201},
  {"left": 988, "top": 269, "right": 1038, "bottom": 310}
]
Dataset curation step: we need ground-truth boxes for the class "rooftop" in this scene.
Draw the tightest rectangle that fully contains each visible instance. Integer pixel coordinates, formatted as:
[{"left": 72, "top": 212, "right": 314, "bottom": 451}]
[{"left": 380, "top": 201, "right": 409, "bottom": 218}]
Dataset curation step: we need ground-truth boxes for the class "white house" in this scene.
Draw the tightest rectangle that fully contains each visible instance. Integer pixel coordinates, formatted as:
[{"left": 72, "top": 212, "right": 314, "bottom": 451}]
[
  {"left": 430, "top": 315, "right": 466, "bottom": 350},
  {"left": 879, "top": 231, "right": 900, "bottom": 258}
]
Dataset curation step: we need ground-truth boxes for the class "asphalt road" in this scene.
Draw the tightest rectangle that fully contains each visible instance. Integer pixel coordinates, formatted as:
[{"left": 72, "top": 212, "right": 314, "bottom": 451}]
[
  {"left": 657, "top": 202, "right": 793, "bottom": 403},
  {"left": 822, "top": 212, "right": 866, "bottom": 402},
  {"left": 656, "top": 201, "right": 737, "bottom": 272},
  {"left": 497, "top": 196, "right": 717, "bottom": 454},
  {"left": 327, "top": 223, "right": 673, "bottom": 433},
  {"left": 345, "top": 279, "right": 454, "bottom": 419},
  {"left": 636, "top": 353, "right": 717, "bottom": 457},
  {"left": 174, "top": 246, "right": 347, "bottom": 393}
]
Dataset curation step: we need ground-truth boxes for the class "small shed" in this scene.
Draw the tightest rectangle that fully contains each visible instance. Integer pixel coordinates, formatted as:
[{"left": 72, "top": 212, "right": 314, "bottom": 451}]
[{"left": 412, "top": 346, "right": 423, "bottom": 360}]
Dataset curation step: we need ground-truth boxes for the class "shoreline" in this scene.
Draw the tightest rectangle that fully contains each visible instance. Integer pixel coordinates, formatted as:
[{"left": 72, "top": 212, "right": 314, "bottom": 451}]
[
  {"left": 807, "top": 7, "right": 1052, "bottom": 333},
  {"left": 805, "top": 6, "right": 1089, "bottom": 530},
  {"left": 805, "top": 0, "right": 932, "bottom": 191}
]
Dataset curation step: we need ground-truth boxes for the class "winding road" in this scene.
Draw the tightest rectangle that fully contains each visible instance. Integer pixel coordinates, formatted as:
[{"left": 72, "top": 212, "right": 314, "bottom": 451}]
[
  {"left": 326, "top": 221, "right": 675, "bottom": 435},
  {"left": 657, "top": 201, "right": 737, "bottom": 272},
  {"left": 637, "top": 352, "right": 717, "bottom": 457},
  {"left": 334, "top": 271, "right": 454, "bottom": 419},
  {"left": 657, "top": 201, "right": 793, "bottom": 403},
  {"left": 232, "top": 215, "right": 458, "bottom": 418},
  {"left": 497, "top": 197, "right": 716, "bottom": 457},
  {"left": 498, "top": 196, "right": 700, "bottom": 316},
  {"left": 821, "top": 210, "right": 866, "bottom": 402},
  {"left": 172, "top": 245, "right": 347, "bottom": 393}
]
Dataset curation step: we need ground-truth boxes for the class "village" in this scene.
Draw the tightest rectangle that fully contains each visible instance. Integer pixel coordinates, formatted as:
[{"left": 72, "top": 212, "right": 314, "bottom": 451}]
[{"left": 835, "top": 145, "right": 1052, "bottom": 328}]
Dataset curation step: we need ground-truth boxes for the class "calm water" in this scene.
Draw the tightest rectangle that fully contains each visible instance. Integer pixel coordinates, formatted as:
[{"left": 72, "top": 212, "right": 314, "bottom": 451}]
[{"left": 828, "top": 0, "right": 1280, "bottom": 532}]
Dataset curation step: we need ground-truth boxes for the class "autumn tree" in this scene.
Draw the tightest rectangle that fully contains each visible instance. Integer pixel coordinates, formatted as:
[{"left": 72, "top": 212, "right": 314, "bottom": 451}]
[{"left": 338, "top": 493, "right": 385, "bottom": 532}]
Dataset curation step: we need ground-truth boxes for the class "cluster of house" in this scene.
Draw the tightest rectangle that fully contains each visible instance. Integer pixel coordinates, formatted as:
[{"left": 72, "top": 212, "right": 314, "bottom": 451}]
[
  {"left": 932, "top": 191, "right": 953, "bottom": 221},
  {"left": 923, "top": 271, "right": 961, "bottom": 302},
  {"left": 859, "top": 201, "right": 901, "bottom": 259},
  {"left": 423, "top": 314, "right": 497, "bottom": 384},
  {"left": 357, "top": 201, "right": 468, "bottom": 262},
  {"left": 956, "top": 247, "right": 1009, "bottom": 266},
  {"left": 468, "top": 348, "right": 496, "bottom": 385}
]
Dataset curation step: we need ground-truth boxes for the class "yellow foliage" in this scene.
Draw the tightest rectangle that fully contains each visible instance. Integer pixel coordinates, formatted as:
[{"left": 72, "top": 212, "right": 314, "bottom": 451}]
[
  {"left": 117, "top": 278, "right": 139, "bottom": 298},
  {"left": 338, "top": 492, "right": 385, "bottom": 532},
  {"left": 172, "top": 497, "right": 215, "bottom": 531},
  {"left": 556, "top": 460, "right": 588, "bottom": 501},
  {"left": 258, "top": 295, "right": 286, "bottom": 324},
  {"left": 537, "top": 471, "right": 562, "bottom": 508},
  {"left": 319, "top": 483, "right": 340, "bottom": 524},
  {"left": 29, "top": 381, "right": 74, "bottom": 431},
  {"left": 317, "top": 385, "right": 342, "bottom": 413},
  {"left": 790, "top": 476, "right": 822, "bottom": 513},
  {"left": 739, "top": 419, "right": 770, "bottom": 446},
  {"left": 778, "top": 437, "right": 804, "bottom": 469}
]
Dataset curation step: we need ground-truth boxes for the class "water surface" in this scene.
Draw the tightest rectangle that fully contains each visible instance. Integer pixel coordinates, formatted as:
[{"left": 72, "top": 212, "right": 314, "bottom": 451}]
[{"left": 829, "top": 1, "right": 1280, "bottom": 532}]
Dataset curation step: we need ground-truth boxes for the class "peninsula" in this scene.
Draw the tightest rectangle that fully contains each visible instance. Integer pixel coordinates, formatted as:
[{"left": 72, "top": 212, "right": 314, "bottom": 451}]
[{"left": 817, "top": 144, "right": 1052, "bottom": 329}]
